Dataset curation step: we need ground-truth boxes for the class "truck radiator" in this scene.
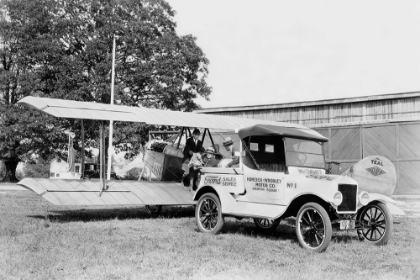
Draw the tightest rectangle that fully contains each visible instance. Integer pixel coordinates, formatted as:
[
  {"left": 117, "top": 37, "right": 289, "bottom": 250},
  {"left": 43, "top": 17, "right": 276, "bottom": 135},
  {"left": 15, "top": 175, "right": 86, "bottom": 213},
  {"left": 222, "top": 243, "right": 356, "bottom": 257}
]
[{"left": 337, "top": 184, "right": 357, "bottom": 212}]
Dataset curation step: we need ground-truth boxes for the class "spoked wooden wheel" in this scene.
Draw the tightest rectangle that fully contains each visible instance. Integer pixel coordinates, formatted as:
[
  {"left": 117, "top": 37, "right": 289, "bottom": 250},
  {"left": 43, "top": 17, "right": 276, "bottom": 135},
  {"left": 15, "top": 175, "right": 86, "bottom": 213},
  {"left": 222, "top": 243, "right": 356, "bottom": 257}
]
[
  {"left": 296, "top": 202, "right": 332, "bottom": 253},
  {"left": 195, "top": 193, "right": 224, "bottom": 234},
  {"left": 357, "top": 202, "right": 392, "bottom": 245},
  {"left": 145, "top": 205, "right": 162, "bottom": 215},
  {"left": 254, "top": 218, "right": 281, "bottom": 231}
]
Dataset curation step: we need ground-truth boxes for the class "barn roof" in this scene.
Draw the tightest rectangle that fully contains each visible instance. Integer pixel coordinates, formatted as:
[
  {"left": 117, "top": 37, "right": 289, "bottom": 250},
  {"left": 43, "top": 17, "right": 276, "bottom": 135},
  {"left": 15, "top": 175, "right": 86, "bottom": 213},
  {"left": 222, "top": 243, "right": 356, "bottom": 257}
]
[{"left": 195, "top": 91, "right": 420, "bottom": 113}]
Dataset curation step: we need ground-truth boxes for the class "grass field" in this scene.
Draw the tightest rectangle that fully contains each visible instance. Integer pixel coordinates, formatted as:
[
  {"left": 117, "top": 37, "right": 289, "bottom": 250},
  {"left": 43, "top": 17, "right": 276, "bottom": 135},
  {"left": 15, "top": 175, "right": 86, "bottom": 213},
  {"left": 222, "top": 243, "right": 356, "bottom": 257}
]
[{"left": 0, "top": 190, "right": 419, "bottom": 280}]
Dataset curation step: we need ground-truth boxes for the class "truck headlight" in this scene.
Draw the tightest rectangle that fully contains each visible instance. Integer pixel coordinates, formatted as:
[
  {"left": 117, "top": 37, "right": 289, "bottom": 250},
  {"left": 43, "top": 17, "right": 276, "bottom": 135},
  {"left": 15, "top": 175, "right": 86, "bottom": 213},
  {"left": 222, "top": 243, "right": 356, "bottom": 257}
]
[
  {"left": 359, "top": 191, "right": 369, "bottom": 206},
  {"left": 333, "top": 191, "right": 343, "bottom": 206}
]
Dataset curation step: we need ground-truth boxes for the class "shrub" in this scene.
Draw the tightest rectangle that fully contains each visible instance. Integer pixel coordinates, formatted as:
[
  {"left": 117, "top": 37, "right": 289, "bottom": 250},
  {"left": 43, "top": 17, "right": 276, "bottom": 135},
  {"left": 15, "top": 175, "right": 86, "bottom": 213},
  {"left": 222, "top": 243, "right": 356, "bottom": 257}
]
[{"left": 21, "top": 161, "right": 50, "bottom": 179}]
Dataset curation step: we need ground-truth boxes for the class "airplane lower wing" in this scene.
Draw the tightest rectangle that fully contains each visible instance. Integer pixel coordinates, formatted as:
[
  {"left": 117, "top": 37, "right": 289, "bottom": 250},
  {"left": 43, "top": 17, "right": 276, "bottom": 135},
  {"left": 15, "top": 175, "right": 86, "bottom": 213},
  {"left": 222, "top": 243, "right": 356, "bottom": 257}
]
[{"left": 18, "top": 178, "right": 195, "bottom": 206}]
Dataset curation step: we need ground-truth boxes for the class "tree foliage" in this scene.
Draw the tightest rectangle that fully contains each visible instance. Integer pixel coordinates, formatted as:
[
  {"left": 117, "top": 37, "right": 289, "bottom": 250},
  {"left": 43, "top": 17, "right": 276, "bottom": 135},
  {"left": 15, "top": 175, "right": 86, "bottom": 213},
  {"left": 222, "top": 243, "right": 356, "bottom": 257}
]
[{"left": 0, "top": 0, "right": 211, "bottom": 181}]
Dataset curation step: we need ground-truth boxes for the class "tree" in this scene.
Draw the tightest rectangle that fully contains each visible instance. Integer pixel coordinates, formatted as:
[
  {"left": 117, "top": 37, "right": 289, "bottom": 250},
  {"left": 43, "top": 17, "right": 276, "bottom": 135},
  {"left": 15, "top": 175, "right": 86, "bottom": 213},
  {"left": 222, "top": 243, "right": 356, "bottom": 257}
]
[
  {"left": 0, "top": 0, "right": 69, "bottom": 181},
  {"left": 0, "top": 0, "right": 211, "bottom": 181}
]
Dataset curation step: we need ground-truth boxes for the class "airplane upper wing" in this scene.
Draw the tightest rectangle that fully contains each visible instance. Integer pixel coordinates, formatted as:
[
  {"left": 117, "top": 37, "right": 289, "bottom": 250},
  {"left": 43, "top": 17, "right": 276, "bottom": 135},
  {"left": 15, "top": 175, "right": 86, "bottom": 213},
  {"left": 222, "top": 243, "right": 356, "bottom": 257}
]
[{"left": 17, "top": 96, "right": 323, "bottom": 137}]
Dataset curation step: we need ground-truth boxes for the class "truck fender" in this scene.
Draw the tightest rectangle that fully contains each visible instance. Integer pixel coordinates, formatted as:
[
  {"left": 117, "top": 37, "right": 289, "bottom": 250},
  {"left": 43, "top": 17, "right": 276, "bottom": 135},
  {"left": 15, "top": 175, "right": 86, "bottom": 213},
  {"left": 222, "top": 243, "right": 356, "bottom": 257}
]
[
  {"left": 193, "top": 185, "right": 218, "bottom": 201},
  {"left": 368, "top": 193, "right": 405, "bottom": 216}
]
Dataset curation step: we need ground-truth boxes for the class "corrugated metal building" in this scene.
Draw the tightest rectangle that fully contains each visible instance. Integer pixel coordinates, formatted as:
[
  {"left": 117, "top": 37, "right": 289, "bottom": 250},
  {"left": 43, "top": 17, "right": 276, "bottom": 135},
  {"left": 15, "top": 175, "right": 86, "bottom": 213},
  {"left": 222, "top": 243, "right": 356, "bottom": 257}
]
[{"left": 196, "top": 92, "right": 420, "bottom": 195}]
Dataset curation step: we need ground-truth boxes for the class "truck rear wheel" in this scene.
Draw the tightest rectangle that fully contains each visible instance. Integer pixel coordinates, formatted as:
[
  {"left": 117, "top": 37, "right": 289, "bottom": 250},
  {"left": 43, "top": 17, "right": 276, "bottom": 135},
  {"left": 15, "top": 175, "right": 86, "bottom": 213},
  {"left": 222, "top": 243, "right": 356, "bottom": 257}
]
[
  {"left": 296, "top": 202, "right": 332, "bottom": 253},
  {"left": 356, "top": 202, "right": 392, "bottom": 245},
  {"left": 196, "top": 193, "right": 224, "bottom": 234}
]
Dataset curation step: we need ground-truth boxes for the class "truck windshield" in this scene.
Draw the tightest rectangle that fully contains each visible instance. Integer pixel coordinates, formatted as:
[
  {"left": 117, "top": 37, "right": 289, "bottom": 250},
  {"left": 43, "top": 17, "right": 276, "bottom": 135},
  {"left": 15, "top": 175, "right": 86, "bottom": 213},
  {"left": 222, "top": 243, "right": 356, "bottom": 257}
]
[{"left": 284, "top": 138, "right": 325, "bottom": 169}]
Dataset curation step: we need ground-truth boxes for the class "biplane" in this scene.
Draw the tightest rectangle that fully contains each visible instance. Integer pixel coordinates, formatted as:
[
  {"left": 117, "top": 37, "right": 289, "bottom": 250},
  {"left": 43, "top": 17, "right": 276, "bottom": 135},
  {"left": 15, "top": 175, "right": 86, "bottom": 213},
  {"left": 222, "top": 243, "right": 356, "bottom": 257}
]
[
  {"left": 17, "top": 96, "right": 314, "bottom": 211},
  {"left": 17, "top": 96, "right": 404, "bottom": 252}
]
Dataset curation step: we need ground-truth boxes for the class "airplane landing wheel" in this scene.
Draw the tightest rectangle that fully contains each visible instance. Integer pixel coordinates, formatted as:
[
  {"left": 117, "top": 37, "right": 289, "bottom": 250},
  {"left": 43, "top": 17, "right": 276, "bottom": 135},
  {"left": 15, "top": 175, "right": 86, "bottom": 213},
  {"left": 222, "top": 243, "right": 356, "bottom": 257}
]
[
  {"left": 254, "top": 218, "right": 281, "bottom": 231},
  {"left": 145, "top": 205, "right": 162, "bottom": 215}
]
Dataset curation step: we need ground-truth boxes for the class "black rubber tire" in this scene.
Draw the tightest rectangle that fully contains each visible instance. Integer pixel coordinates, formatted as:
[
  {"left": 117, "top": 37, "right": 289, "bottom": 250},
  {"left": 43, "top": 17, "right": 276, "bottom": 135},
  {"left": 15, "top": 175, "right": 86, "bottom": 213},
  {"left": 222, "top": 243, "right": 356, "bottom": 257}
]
[
  {"left": 195, "top": 193, "right": 224, "bottom": 234},
  {"left": 356, "top": 202, "right": 393, "bottom": 245},
  {"left": 145, "top": 205, "right": 163, "bottom": 215},
  {"left": 296, "top": 202, "right": 332, "bottom": 253},
  {"left": 254, "top": 218, "right": 281, "bottom": 231}
]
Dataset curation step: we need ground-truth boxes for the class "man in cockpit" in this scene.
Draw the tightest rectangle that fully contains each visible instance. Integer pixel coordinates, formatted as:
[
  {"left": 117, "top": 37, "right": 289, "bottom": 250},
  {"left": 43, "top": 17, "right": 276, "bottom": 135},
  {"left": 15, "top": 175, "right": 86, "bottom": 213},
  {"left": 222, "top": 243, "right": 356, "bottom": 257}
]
[{"left": 182, "top": 128, "right": 204, "bottom": 163}]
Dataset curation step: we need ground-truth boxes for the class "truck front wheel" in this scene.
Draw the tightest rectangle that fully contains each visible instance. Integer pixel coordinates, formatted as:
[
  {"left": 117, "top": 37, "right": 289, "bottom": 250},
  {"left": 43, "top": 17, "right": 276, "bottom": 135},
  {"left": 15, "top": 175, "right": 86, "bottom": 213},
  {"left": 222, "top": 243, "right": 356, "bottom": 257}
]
[
  {"left": 296, "top": 202, "right": 332, "bottom": 253},
  {"left": 195, "top": 193, "right": 224, "bottom": 234},
  {"left": 356, "top": 202, "right": 393, "bottom": 245}
]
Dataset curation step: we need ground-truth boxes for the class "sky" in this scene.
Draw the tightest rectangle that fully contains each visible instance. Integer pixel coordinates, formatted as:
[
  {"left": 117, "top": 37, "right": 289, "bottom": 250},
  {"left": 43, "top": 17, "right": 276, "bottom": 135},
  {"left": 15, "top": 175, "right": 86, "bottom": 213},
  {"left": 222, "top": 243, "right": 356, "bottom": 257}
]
[{"left": 170, "top": 0, "right": 420, "bottom": 109}]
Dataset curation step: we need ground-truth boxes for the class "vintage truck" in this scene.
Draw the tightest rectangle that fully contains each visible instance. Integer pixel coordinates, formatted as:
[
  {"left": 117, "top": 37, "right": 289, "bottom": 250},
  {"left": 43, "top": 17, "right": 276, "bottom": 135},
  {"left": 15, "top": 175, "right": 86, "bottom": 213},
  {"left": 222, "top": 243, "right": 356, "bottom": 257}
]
[{"left": 193, "top": 124, "right": 403, "bottom": 252}]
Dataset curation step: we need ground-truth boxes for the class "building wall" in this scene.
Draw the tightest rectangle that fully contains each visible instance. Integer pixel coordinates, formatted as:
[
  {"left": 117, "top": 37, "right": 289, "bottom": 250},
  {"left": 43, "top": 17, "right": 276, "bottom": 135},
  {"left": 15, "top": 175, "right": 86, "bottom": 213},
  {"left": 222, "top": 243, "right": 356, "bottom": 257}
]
[
  {"left": 200, "top": 94, "right": 420, "bottom": 126},
  {"left": 314, "top": 121, "right": 420, "bottom": 195}
]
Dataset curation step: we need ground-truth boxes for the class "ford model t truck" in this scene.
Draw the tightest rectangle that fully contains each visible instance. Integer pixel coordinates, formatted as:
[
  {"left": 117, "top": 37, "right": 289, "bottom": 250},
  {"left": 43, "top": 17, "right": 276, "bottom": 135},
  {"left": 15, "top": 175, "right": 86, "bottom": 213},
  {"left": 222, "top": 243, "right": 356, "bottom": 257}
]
[{"left": 193, "top": 124, "right": 402, "bottom": 253}]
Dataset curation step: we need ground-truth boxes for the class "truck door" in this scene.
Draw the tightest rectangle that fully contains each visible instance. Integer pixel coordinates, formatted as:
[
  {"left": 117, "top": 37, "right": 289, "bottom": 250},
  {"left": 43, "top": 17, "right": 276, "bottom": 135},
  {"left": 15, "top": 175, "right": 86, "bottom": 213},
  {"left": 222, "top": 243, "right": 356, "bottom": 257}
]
[{"left": 242, "top": 136, "right": 286, "bottom": 203}]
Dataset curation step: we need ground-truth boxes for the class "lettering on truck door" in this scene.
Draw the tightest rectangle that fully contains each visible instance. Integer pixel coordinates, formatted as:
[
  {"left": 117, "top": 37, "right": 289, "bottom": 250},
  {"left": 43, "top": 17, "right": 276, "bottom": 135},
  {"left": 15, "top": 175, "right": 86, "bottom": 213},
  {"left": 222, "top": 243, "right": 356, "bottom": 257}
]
[{"left": 244, "top": 168, "right": 284, "bottom": 202}]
